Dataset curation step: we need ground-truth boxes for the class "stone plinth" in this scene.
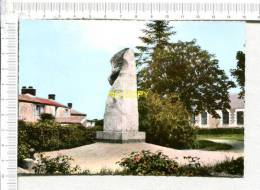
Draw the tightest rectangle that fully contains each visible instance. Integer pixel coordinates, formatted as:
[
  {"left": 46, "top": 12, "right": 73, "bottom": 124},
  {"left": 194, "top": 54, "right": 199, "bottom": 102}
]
[
  {"left": 96, "top": 48, "right": 145, "bottom": 143},
  {"left": 96, "top": 131, "right": 145, "bottom": 143}
]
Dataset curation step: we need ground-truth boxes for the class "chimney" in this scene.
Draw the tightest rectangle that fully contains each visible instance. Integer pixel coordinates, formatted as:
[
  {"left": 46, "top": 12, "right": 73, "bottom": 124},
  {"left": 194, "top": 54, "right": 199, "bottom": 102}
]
[
  {"left": 68, "top": 103, "right": 72, "bottom": 108},
  {"left": 48, "top": 94, "right": 56, "bottom": 100},
  {"left": 21, "top": 86, "right": 36, "bottom": 96}
]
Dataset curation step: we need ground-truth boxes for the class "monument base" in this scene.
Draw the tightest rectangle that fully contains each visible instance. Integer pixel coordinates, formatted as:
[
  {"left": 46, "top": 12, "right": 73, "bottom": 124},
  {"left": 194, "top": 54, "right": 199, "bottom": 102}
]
[{"left": 96, "top": 131, "right": 146, "bottom": 143}]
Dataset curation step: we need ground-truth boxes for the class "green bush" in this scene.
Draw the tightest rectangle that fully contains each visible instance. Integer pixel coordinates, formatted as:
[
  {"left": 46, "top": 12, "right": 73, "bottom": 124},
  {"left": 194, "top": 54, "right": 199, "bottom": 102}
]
[
  {"left": 18, "top": 120, "right": 101, "bottom": 165},
  {"left": 177, "top": 156, "right": 211, "bottom": 176},
  {"left": 33, "top": 154, "right": 81, "bottom": 175},
  {"left": 40, "top": 113, "right": 55, "bottom": 121},
  {"left": 117, "top": 150, "right": 179, "bottom": 175},
  {"left": 93, "top": 119, "right": 103, "bottom": 126},
  {"left": 197, "top": 128, "right": 244, "bottom": 135},
  {"left": 117, "top": 150, "right": 244, "bottom": 177},
  {"left": 18, "top": 120, "right": 32, "bottom": 166},
  {"left": 139, "top": 93, "right": 197, "bottom": 149},
  {"left": 29, "top": 151, "right": 244, "bottom": 176},
  {"left": 213, "top": 157, "right": 244, "bottom": 175}
]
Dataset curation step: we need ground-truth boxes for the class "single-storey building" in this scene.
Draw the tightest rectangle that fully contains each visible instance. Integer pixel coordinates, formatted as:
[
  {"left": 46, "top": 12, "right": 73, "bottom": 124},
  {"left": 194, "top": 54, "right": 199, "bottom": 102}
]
[{"left": 194, "top": 94, "right": 244, "bottom": 128}]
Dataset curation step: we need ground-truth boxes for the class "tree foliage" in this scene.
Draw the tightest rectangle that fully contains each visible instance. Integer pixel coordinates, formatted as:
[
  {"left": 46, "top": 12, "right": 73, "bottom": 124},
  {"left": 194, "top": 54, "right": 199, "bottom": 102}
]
[
  {"left": 136, "top": 21, "right": 235, "bottom": 118},
  {"left": 136, "top": 20, "right": 175, "bottom": 67},
  {"left": 231, "top": 51, "right": 245, "bottom": 98},
  {"left": 139, "top": 92, "right": 197, "bottom": 149},
  {"left": 40, "top": 113, "right": 55, "bottom": 122}
]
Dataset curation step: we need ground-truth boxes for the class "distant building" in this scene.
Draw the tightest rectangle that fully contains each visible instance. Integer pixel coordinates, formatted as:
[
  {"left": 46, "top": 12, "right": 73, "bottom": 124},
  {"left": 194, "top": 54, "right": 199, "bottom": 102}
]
[
  {"left": 194, "top": 94, "right": 244, "bottom": 128},
  {"left": 18, "top": 86, "right": 88, "bottom": 127},
  {"left": 86, "top": 120, "right": 96, "bottom": 127},
  {"left": 56, "top": 107, "right": 87, "bottom": 126}
]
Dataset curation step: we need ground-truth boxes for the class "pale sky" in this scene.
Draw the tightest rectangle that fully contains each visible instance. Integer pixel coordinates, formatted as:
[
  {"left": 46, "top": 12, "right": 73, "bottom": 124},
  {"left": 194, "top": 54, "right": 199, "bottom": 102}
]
[{"left": 19, "top": 20, "right": 245, "bottom": 119}]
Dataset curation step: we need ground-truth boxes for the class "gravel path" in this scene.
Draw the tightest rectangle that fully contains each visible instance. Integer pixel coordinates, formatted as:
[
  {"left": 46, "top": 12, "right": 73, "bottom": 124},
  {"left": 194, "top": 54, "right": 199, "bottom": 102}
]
[{"left": 40, "top": 142, "right": 243, "bottom": 173}]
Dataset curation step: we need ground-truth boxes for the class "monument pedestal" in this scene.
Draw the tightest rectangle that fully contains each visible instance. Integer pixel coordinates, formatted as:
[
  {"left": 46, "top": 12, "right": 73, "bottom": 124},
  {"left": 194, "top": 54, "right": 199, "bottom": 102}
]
[
  {"left": 96, "top": 131, "right": 145, "bottom": 143},
  {"left": 97, "top": 48, "right": 146, "bottom": 143}
]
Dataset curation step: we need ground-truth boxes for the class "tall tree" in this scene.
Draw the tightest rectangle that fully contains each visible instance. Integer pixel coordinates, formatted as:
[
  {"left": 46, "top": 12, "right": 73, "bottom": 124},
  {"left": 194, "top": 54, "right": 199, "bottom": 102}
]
[
  {"left": 136, "top": 21, "right": 235, "bottom": 118},
  {"left": 135, "top": 20, "right": 175, "bottom": 67},
  {"left": 231, "top": 51, "right": 245, "bottom": 99},
  {"left": 136, "top": 21, "right": 175, "bottom": 90}
]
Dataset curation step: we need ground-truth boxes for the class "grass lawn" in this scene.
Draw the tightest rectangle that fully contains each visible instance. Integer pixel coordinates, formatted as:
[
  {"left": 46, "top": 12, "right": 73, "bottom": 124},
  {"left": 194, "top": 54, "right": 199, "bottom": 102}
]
[
  {"left": 193, "top": 140, "right": 233, "bottom": 151},
  {"left": 194, "top": 128, "right": 244, "bottom": 151},
  {"left": 197, "top": 133, "right": 244, "bottom": 141}
]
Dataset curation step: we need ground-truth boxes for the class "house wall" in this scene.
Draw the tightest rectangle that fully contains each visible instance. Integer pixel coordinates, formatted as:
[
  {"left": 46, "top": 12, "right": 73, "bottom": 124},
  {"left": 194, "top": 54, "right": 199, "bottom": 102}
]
[
  {"left": 208, "top": 114, "right": 221, "bottom": 128},
  {"left": 19, "top": 101, "right": 70, "bottom": 123},
  {"left": 44, "top": 105, "right": 56, "bottom": 116},
  {"left": 19, "top": 102, "right": 37, "bottom": 122},
  {"left": 55, "top": 107, "right": 70, "bottom": 118},
  {"left": 70, "top": 115, "right": 85, "bottom": 122},
  {"left": 195, "top": 109, "right": 244, "bottom": 128}
]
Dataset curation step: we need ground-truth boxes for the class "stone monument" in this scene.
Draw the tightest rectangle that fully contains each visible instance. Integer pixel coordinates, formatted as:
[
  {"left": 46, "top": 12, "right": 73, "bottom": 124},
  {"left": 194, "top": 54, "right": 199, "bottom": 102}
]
[{"left": 96, "top": 48, "right": 145, "bottom": 143}]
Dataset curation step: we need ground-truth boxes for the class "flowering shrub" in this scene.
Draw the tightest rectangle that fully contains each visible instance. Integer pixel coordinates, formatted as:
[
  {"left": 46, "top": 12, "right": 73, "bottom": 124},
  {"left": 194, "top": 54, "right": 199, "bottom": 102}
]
[
  {"left": 117, "top": 150, "right": 243, "bottom": 177},
  {"left": 33, "top": 154, "right": 81, "bottom": 175},
  {"left": 117, "top": 150, "right": 179, "bottom": 175}
]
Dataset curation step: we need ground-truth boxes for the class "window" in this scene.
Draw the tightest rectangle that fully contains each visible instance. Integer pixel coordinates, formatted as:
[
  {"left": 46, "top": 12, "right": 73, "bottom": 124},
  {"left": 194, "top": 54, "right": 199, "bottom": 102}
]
[
  {"left": 201, "top": 112, "right": 207, "bottom": 125},
  {"left": 222, "top": 111, "right": 229, "bottom": 125},
  {"left": 237, "top": 111, "right": 244, "bottom": 125},
  {"left": 65, "top": 109, "right": 69, "bottom": 117},
  {"left": 35, "top": 104, "right": 44, "bottom": 116},
  {"left": 191, "top": 114, "right": 196, "bottom": 124}
]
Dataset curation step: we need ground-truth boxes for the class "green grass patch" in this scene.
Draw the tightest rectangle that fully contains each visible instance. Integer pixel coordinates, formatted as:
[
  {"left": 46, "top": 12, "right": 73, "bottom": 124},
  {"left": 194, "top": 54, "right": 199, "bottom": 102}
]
[
  {"left": 196, "top": 127, "right": 244, "bottom": 142},
  {"left": 193, "top": 140, "right": 233, "bottom": 151}
]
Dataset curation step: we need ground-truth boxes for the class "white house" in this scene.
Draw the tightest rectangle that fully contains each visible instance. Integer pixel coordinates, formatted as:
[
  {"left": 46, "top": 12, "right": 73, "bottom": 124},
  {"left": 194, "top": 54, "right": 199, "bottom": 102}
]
[
  {"left": 194, "top": 94, "right": 244, "bottom": 128},
  {"left": 19, "top": 86, "right": 88, "bottom": 127}
]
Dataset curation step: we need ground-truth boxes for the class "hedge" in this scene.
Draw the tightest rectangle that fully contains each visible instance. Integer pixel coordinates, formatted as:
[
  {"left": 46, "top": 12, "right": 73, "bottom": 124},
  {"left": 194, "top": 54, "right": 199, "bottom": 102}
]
[
  {"left": 197, "top": 127, "right": 244, "bottom": 135},
  {"left": 18, "top": 120, "right": 101, "bottom": 166}
]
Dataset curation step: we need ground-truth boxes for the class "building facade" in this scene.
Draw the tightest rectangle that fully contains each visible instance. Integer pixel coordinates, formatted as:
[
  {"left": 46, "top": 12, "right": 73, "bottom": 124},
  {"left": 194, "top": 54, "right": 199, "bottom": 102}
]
[
  {"left": 194, "top": 94, "right": 244, "bottom": 128},
  {"left": 18, "top": 86, "right": 88, "bottom": 127}
]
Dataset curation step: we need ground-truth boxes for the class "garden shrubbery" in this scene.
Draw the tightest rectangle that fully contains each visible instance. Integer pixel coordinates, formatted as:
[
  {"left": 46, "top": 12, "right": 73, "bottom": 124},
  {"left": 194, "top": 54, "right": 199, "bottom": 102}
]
[
  {"left": 33, "top": 154, "right": 82, "bottom": 175},
  {"left": 117, "top": 150, "right": 243, "bottom": 177},
  {"left": 213, "top": 157, "right": 244, "bottom": 175},
  {"left": 138, "top": 93, "right": 197, "bottom": 149},
  {"left": 197, "top": 127, "right": 244, "bottom": 135},
  {"left": 117, "top": 150, "right": 179, "bottom": 175},
  {"left": 21, "top": 150, "right": 243, "bottom": 176},
  {"left": 18, "top": 119, "right": 101, "bottom": 166},
  {"left": 117, "top": 151, "right": 211, "bottom": 176}
]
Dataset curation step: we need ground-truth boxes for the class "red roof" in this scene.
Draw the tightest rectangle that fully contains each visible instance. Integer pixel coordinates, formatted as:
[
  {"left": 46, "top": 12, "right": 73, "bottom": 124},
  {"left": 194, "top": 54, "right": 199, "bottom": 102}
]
[
  {"left": 19, "top": 94, "right": 67, "bottom": 108},
  {"left": 56, "top": 116, "right": 86, "bottom": 124}
]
